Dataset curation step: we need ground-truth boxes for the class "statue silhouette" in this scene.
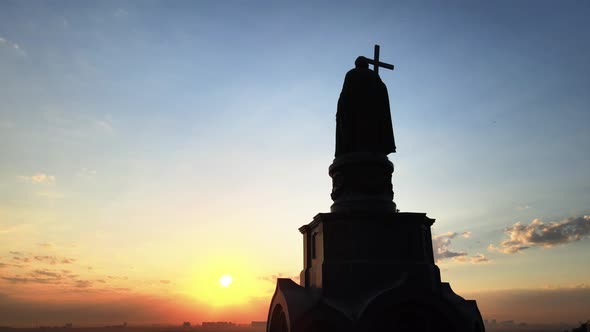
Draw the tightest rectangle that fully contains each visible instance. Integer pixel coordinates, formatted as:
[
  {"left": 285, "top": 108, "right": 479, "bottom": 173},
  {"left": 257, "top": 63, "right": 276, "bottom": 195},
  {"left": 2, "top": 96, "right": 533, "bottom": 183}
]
[
  {"left": 335, "top": 56, "right": 396, "bottom": 157},
  {"left": 267, "top": 46, "right": 485, "bottom": 332}
]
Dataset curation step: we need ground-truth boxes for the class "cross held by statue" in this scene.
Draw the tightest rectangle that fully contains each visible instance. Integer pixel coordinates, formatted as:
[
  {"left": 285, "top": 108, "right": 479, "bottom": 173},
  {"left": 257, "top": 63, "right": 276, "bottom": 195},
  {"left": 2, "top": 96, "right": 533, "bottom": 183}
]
[{"left": 367, "top": 45, "right": 394, "bottom": 74}]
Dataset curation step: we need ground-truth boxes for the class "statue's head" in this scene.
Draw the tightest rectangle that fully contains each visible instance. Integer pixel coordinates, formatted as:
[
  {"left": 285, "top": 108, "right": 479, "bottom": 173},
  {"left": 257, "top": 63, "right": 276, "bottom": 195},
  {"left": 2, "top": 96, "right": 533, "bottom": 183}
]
[{"left": 355, "top": 56, "right": 369, "bottom": 69}]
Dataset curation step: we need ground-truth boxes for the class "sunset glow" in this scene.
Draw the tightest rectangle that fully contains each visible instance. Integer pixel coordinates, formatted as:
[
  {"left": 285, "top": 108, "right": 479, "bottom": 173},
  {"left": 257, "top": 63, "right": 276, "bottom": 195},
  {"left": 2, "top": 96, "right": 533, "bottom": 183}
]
[
  {"left": 1, "top": 1, "right": 589, "bottom": 329},
  {"left": 219, "top": 275, "right": 233, "bottom": 287}
]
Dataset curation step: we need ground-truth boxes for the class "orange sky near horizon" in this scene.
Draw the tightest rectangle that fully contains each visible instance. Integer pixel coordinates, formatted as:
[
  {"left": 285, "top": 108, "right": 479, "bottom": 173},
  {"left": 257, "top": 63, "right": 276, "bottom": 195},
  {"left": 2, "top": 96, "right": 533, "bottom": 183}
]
[{"left": 1, "top": 1, "right": 590, "bottom": 328}]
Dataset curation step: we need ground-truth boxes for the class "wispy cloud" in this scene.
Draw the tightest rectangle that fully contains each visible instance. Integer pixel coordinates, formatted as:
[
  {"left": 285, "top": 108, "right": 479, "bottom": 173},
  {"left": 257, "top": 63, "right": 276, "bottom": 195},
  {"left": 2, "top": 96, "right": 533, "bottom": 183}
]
[
  {"left": 106, "top": 275, "right": 128, "bottom": 280},
  {"left": 74, "top": 280, "right": 93, "bottom": 288},
  {"left": 31, "top": 269, "right": 62, "bottom": 278},
  {"left": 12, "top": 256, "right": 31, "bottom": 263},
  {"left": 2, "top": 267, "right": 109, "bottom": 292},
  {"left": 432, "top": 232, "right": 490, "bottom": 264},
  {"left": 489, "top": 215, "right": 590, "bottom": 254},
  {"left": 469, "top": 253, "right": 490, "bottom": 264},
  {"left": 6, "top": 252, "right": 76, "bottom": 266},
  {"left": 432, "top": 232, "right": 468, "bottom": 261},
  {"left": 2, "top": 268, "right": 68, "bottom": 285},
  {"left": 34, "top": 255, "right": 76, "bottom": 265},
  {"left": 0, "top": 35, "right": 26, "bottom": 56},
  {"left": 17, "top": 173, "right": 56, "bottom": 184},
  {"left": 1, "top": 276, "right": 59, "bottom": 284}
]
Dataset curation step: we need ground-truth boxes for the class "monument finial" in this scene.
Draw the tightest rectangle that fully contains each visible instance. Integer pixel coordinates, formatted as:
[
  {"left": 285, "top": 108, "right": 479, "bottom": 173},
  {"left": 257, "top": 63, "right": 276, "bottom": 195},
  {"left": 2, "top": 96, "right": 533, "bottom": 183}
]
[{"left": 366, "top": 44, "right": 394, "bottom": 74}]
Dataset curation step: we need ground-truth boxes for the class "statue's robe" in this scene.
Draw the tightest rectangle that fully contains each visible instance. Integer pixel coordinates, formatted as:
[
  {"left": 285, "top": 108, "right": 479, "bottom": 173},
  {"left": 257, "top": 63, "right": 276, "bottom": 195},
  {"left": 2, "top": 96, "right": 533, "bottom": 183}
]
[{"left": 335, "top": 67, "right": 396, "bottom": 157}]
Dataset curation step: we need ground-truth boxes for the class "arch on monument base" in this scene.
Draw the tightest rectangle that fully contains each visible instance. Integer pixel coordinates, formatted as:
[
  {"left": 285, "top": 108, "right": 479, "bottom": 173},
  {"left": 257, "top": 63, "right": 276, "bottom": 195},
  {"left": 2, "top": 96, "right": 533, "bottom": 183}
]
[
  {"left": 267, "top": 292, "right": 352, "bottom": 332},
  {"left": 357, "top": 287, "right": 484, "bottom": 332},
  {"left": 268, "top": 304, "right": 288, "bottom": 332}
]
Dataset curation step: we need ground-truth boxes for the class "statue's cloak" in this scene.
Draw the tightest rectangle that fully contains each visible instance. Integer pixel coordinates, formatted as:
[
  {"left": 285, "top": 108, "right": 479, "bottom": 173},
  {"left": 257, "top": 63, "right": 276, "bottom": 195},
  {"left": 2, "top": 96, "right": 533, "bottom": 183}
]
[{"left": 335, "top": 67, "right": 396, "bottom": 157}]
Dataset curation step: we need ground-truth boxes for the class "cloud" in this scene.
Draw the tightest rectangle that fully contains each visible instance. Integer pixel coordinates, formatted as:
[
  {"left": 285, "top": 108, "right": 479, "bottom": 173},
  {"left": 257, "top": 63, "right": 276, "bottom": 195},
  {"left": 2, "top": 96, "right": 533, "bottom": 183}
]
[
  {"left": 489, "top": 215, "right": 590, "bottom": 254},
  {"left": 432, "top": 232, "right": 490, "bottom": 264},
  {"left": 470, "top": 253, "right": 490, "bottom": 264},
  {"left": 6, "top": 253, "right": 76, "bottom": 265},
  {"left": 12, "top": 256, "right": 31, "bottom": 263},
  {"left": 2, "top": 276, "right": 61, "bottom": 285},
  {"left": 74, "top": 280, "right": 93, "bottom": 288},
  {"left": 17, "top": 173, "right": 56, "bottom": 184},
  {"left": 160, "top": 280, "right": 170, "bottom": 284},
  {"left": 2, "top": 268, "right": 98, "bottom": 290},
  {"left": 432, "top": 232, "right": 468, "bottom": 262},
  {"left": 107, "top": 275, "right": 128, "bottom": 280},
  {"left": 31, "top": 269, "right": 62, "bottom": 279},
  {"left": 0, "top": 35, "right": 26, "bottom": 56},
  {"left": 33, "top": 255, "right": 76, "bottom": 265}
]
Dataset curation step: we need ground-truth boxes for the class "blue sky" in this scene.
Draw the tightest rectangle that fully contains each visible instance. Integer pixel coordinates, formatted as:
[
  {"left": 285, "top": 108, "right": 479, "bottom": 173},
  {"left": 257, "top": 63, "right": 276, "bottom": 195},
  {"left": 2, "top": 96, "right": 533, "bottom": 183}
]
[{"left": 1, "top": 0, "right": 590, "bottom": 326}]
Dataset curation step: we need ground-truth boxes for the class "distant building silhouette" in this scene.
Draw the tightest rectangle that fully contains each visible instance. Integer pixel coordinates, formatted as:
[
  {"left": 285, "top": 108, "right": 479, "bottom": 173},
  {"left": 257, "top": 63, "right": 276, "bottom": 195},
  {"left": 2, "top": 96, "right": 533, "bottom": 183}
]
[
  {"left": 182, "top": 322, "right": 191, "bottom": 328},
  {"left": 251, "top": 321, "right": 266, "bottom": 328},
  {"left": 201, "top": 322, "right": 235, "bottom": 329}
]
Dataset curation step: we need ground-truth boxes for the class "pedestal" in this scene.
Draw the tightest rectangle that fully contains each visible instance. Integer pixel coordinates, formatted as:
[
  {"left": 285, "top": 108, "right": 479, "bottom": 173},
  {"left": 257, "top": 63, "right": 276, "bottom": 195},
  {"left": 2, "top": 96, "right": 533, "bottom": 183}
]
[
  {"left": 267, "top": 155, "right": 485, "bottom": 332},
  {"left": 329, "top": 153, "right": 396, "bottom": 213}
]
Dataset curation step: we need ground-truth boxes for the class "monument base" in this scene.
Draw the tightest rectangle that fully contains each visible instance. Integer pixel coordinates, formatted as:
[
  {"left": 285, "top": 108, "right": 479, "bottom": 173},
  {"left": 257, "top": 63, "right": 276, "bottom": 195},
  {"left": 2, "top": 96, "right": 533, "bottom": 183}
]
[
  {"left": 267, "top": 211, "right": 485, "bottom": 332},
  {"left": 268, "top": 279, "right": 484, "bottom": 332}
]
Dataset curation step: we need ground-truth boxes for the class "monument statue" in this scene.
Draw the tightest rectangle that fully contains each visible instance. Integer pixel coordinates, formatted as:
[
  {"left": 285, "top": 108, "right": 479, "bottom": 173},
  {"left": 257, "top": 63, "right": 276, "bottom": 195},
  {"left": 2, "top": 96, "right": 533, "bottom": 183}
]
[
  {"left": 330, "top": 45, "right": 398, "bottom": 212},
  {"left": 266, "top": 45, "right": 485, "bottom": 332},
  {"left": 336, "top": 55, "right": 396, "bottom": 156}
]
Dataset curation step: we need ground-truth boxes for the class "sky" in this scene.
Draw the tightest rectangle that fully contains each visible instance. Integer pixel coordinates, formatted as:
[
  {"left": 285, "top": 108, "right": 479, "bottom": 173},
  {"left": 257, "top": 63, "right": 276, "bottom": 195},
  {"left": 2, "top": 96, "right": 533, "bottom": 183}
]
[{"left": 1, "top": 0, "right": 590, "bottom": 327}]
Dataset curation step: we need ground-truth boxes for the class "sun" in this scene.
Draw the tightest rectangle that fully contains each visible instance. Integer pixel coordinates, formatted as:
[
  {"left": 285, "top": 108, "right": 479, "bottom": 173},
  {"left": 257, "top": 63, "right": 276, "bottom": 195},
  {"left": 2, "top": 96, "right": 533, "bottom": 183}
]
[{"left": 219, "top": 274, "right": 233, "bottom": 287}]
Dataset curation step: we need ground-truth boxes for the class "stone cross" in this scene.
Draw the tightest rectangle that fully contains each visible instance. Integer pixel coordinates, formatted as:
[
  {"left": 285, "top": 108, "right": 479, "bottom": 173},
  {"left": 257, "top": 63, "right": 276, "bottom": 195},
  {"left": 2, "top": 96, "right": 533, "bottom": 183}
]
[{"left": 366, "top": 45, "right": 394, "bottom": 74}]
